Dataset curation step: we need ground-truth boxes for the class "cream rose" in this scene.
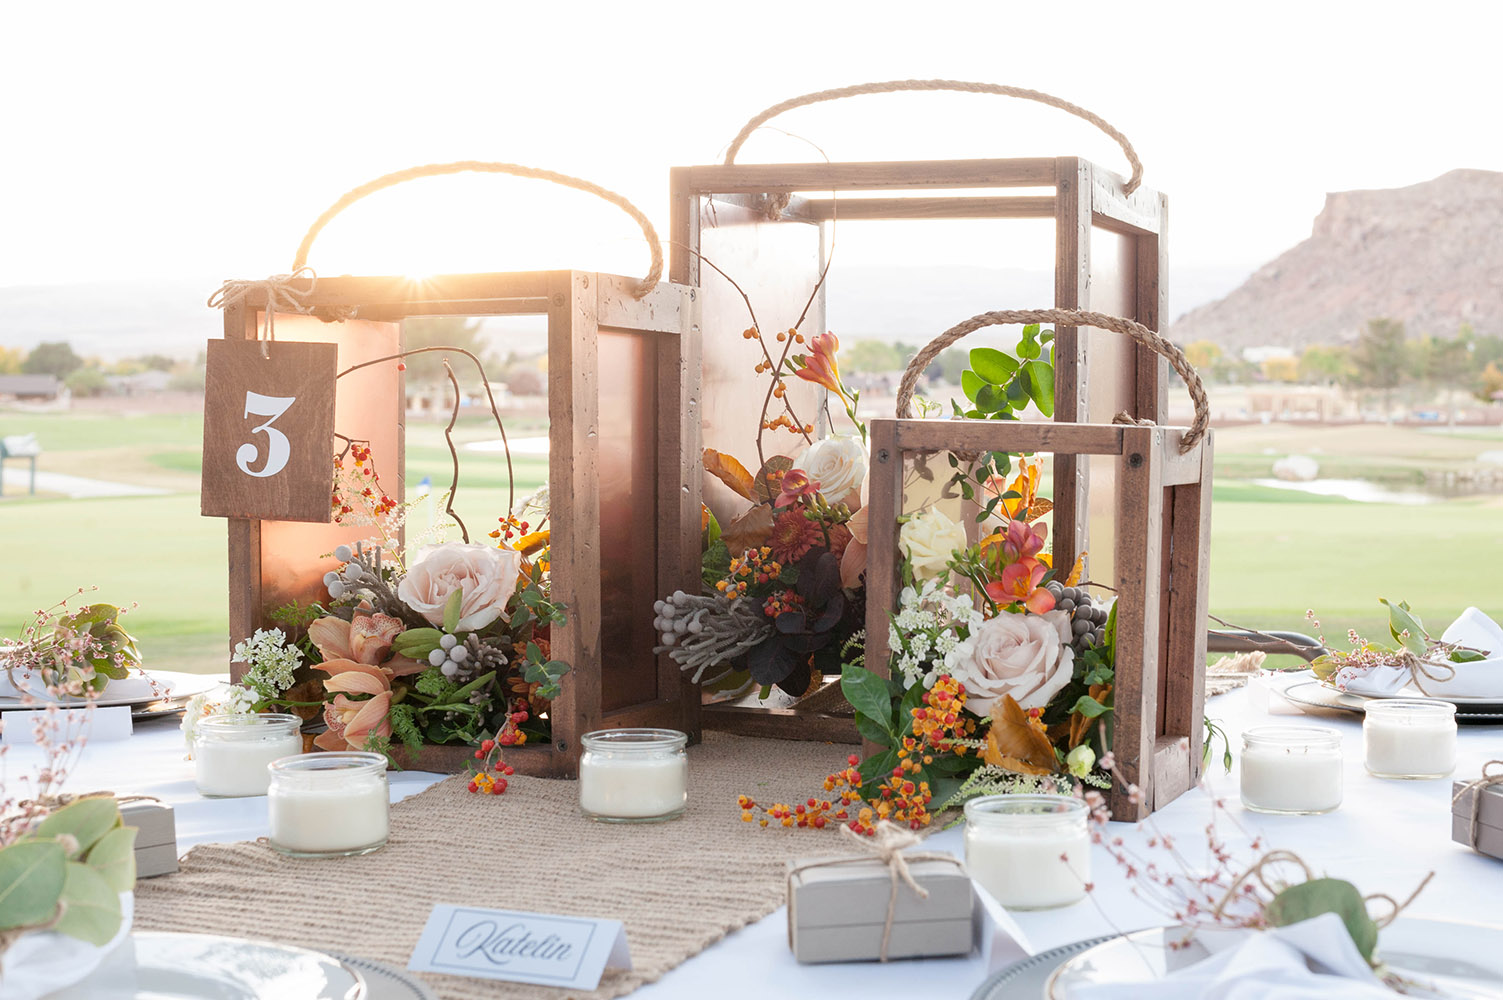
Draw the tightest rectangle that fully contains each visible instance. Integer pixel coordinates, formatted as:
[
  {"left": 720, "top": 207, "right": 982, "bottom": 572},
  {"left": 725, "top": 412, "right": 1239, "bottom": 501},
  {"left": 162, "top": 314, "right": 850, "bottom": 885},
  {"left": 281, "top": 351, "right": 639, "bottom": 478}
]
[
  {"left": 952, "top": 610, "right": 1074, "bottom": 716},
  {"left": 398, "top": 542, "right": 522, "bottom": 632},
  {"left": 898, "top": 508, "right": 966, "bottom": 580},
  {"left": 794, "top": 435, "right": 867, "bottom": 503}
]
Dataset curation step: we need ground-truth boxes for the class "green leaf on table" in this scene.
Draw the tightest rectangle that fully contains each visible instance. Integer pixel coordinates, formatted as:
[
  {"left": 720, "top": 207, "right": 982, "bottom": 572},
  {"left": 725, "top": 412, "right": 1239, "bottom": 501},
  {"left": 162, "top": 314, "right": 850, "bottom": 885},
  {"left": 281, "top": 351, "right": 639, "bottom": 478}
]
[
  {"left": 442, "top": 587, "right": 464, "bottom": 634},
  {"left": 32, "top": 798, "right": 120, "bottom": 856},
  {"left": 841, "top": 663, "right": 896, "bottom": 738},
  {"left": 53, "top": 861, "right": 122, "bottom": 946},
  {"left": 392, "top": 628, "right": 443, "bottom": 659},
  {"left": 1379, "top": 598, "right": 1428, "bottom": 655},
  {"left": 1265, "top": 878, "right": 1378, "bottom": 963},
  {"left": 83, "top": 826, "right": 137, "bottom": 893},
  {"left": 1450, "top": 648, "right": 1487, "bottom": 663},
  {"left": 1023, "top": 360, "right": 1055, "bottom": 417},
  {"left": 0, "top": 840, "right": 67, "bottom": 930}
]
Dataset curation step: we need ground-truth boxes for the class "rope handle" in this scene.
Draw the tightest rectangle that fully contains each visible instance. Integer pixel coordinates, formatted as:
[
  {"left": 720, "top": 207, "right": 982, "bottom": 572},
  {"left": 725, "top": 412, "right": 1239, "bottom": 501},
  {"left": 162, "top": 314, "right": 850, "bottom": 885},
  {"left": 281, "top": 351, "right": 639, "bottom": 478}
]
[
  {"left": 723, "top": 79, "right": 1143, "bottom": 194},
  {"left": 895, "top": 308, "right": 1209, "bottom": 454},
  {"left": 291, "top": 161, "right": 664, "bottom": 298}
]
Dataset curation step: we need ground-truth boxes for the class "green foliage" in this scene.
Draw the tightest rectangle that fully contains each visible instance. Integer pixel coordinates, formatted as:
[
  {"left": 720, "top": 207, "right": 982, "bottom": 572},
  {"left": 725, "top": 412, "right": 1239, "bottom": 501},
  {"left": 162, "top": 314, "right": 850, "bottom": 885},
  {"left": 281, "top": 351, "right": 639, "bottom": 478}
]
[
  {"left": 33, "top": 797, "right": 119, "bottom": 852},
  {"left": 84, "top": 827, "right": 138, "bottom": 894},
  {"left": 413, "top": 667, "right": 459, "bottom": 700},
  {"left": 954, "top": 325, "right": 1054, "bottom": 421},
  {"left": 1379, "top": 598, "right": 1428, "bottom": 654},
  {"left": 840, "top": 662, "right": 898, "bottom": 740},
  {"left": 64, "top": 368, "right": 109, "bottom": 398},
  {"left": 442, "top": 587, "right": 464, "bottom": 633},
  {"left": 701, "top": 538, "right": 732, "bottom": 590},
  {"left": 1266, "top": 878, "right": 1378, "bottom": 963},
  {"left": 1203, "top": 717, "right": 1234, "bottom": 773},
  {"left": 387, "top": 702, "right": 424, "bottom": 757},
  {"left": 0, "top": 797, "right": 134, "bottom": 947},
  {"left": 21, "top": 341, "right": 84, "bottom": 378},
  {"left": 0, "top": 841, "right": 67, "bottom": 930},
  {"left": 52, "top": 862, "right": 122, "bottom": 946},
  {"left": 394, "top": 627, "right": 443, "bottom": 660},
  {"left": 522, "top": 643, "right": 569, "bottom": 700}
]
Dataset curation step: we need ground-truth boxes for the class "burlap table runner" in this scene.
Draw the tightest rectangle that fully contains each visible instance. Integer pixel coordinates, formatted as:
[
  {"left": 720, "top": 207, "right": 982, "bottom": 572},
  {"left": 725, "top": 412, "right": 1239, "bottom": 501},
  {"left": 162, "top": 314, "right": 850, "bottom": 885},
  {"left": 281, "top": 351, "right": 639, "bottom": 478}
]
[{"left": 133, "top": 732, "right": 854, "bottom": 999}]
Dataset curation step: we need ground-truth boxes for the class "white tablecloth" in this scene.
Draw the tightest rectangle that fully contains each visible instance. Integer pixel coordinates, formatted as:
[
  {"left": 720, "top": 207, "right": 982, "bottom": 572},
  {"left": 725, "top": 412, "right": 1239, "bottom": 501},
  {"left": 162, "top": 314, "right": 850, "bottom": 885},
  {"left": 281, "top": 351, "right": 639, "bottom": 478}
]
[{"left": 7, "top": 678, "right": 1501, "bottom": 998}]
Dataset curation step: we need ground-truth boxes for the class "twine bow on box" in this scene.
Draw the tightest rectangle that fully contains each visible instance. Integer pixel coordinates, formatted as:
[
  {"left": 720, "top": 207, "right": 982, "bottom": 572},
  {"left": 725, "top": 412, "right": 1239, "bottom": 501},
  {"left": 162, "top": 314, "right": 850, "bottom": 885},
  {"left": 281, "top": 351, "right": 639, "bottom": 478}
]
[
  {"left": 1452, "top": 759, "right": 1503, "bottom": 851},
  {"left": 787, "top": 819, "right": 965, "bottom": 962}
]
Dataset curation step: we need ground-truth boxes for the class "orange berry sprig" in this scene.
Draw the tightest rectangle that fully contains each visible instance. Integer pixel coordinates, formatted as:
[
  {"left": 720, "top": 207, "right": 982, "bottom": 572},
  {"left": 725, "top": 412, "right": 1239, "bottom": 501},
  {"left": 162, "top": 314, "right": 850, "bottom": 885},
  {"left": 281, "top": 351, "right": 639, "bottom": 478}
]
[
  {"left": 908, "top": 675, "right": 976, "bottom": 754},
  {"left": 716, "top": 546, "right": 784, "bottom": 597},
  {"left": 738, "top": 754, "right": 862, "bottom": 829},
  {"left": 466, "top": 708, "right": 528, "bottom": 794}
]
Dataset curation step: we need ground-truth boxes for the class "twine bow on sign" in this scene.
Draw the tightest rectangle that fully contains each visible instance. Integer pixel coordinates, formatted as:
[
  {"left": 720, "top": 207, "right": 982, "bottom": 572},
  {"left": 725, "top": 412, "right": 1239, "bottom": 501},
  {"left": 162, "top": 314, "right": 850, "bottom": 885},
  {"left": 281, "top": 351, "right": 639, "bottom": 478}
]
[
  {"left": 1452, "top": 760, "right": 1503, "bottom": 851},
  {"left": 787, "top": 820, "right": 963, "bottom": 962},
  {"left": 207, "top": 267, "right": 322, "bottom": 359}
]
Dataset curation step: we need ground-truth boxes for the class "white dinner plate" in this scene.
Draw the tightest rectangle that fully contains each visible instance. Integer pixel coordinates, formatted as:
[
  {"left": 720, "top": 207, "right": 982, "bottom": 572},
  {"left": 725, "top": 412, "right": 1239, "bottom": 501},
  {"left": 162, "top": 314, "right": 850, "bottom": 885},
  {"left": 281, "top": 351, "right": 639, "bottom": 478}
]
[
  {"left": 1045, "top": 917, "right": 1503, "bottom": 998},
  {"left": 0, "top": 669, "right": 222, "bottom": 710},
  {"left": 49, "top": 932, "right": 366, "bottom": 999}
]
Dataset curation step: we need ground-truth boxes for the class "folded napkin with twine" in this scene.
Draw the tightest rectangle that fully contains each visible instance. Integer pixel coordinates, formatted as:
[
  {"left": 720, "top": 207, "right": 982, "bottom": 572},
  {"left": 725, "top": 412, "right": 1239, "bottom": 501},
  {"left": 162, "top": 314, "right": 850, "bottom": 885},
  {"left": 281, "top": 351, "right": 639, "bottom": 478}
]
[{"left": 1337, "top": 606, "right": 1503, "bottom": 699}]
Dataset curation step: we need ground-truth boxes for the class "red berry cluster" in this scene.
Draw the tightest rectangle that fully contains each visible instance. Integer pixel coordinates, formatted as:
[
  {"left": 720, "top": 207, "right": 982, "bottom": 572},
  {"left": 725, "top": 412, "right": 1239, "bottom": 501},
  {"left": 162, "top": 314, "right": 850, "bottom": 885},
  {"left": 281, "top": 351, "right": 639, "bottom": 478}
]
[
  {"left": 331, "top": 444, "right": 397, "bottom": 522},
  {"left": 489, "top": 514, "right": 532, "bottom": 543}
]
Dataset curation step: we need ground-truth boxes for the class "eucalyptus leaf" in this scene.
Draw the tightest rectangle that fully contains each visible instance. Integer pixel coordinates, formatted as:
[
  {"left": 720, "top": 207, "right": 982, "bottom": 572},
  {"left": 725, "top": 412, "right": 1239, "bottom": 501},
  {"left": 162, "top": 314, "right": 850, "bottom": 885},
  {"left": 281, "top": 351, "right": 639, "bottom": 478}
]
[
  {"left": 53, "top": 861, "right": 122, "bottom": 946},
  {"left": 442, "top": 587, "right": 464, "bottom": 634},
  {"left": 32, "top": 797, "right": 120, "bottom": 856},
  {"left": 84, "top": 826, "right": 137, "bottom": 893},
  {"left": 969, "top": 348, "right": 1018, "bottom": 385},
  {"left": 0, "top": 840, "right": 67, "bottom": 930},
  {"left": 1265, "top": 878, "right": 1378, "bottom": 963}
]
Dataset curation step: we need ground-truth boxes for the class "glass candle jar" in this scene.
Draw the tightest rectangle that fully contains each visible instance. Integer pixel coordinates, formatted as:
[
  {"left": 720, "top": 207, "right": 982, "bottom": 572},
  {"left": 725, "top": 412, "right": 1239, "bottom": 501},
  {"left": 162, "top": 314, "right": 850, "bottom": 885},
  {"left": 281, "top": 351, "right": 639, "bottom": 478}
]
[
  {"left": 1240, "top": 726, "right": 1343, "bottom": 814},
  {"left": 963, "top": 794, "right": 1091, "bottom": 910},
  {"left": 1364, "top": 699, "right": 1457, "bottom": 779},
  {"left": 267, "top": 752, "right": 389, "bottom": 857},
  {"left": 578, "top": 729, "right": 688, "bottom": 822},
  {"left": 193, "top": 713, "right": 303, "bottom": 798}
]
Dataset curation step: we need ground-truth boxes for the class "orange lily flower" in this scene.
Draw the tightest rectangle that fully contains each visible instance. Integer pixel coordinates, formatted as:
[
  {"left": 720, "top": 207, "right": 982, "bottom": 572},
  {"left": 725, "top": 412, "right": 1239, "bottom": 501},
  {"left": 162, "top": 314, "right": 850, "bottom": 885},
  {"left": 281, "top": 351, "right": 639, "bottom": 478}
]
[{"left": 793, "top": 332, "right": 847, "bottom": 400}]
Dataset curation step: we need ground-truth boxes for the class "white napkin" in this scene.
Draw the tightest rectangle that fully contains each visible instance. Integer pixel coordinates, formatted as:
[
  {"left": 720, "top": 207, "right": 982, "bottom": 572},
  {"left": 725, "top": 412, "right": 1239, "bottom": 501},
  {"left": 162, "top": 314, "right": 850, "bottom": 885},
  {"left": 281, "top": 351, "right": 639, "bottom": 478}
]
[
  {"left": 1064, "top": 913, "right": 1391, "bottom": 1000},
  {"left": 0, "top": 893, "right": 132, "bottom": 1000},
  {"left": 1336, "top": 607, "right": 1503, "bottom": 699},
  {"left": 0, "top": 671, "right": 169, "bottom": 702}
]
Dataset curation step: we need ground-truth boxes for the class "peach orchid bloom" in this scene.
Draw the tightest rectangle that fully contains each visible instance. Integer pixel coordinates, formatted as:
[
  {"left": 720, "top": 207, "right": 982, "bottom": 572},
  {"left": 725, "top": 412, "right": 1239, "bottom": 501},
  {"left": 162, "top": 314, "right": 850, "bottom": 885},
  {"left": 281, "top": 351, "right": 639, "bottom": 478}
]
[
  {"left": 312, "top": 659, "right": 393, "bottom": 752},
  {"left": 308, "top": 610, "right": 426, "bottom": 677}
]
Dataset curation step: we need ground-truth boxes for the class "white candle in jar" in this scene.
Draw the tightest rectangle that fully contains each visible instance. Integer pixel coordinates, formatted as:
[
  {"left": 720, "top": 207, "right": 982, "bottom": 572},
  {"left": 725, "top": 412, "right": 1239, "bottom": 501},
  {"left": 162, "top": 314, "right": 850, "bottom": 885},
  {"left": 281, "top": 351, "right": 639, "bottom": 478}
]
[
  {"left": 193, "top": 713, "right": 303, "bottom": 798},
  {"left": 1364, "top": 699, "right": 1457, "bottom": 778},
  {"left": 267, "top": 752, "right": 389, "bottom": 857},
  {"left": 963, "top": 795, "right": 1091, "bottom": 910},
  {"left": 1240, "top": 726, "right": 1343, "bottom": 814},
  {"left": 578, "top": 729, "right": 688, "bottom": 822}
]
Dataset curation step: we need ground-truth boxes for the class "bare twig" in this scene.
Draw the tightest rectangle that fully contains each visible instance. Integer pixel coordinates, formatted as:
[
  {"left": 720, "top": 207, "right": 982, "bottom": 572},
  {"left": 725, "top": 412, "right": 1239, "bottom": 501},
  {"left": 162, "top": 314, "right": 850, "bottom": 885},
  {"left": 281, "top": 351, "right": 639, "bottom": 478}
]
[{"left": 440, "top": 360, "right": 468, "bottom": 543}]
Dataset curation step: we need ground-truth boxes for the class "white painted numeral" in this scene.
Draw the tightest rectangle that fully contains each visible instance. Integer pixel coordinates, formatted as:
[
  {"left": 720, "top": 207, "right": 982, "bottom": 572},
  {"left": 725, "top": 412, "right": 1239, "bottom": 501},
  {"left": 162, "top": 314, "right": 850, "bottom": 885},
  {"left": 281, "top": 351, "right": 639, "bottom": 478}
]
[{"left": 236, "top": 391, "right": 296, "bottom": 478}]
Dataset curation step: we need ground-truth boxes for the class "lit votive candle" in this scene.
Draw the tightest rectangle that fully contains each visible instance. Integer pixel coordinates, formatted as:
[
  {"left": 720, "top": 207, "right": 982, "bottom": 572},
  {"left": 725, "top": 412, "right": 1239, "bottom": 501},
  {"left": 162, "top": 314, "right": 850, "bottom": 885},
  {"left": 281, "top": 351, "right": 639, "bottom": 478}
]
[
  {"left": 1364, "top": 699, "right": 1457, "bottom": 779},
  {"left": 1240, "top": 726, "right": 1343, "bottom": 815},
  {"left": 578, "top": 728, "right": 687, "bottom": 822},
  {"left": 193, "top": 713, "right": 303, "bottom": 798},
  {"left": 963, "top": 794, "right": 1091, "bottom": 910},
  {"left": 267, "top": 752, "right": 389, "bottom": 857}
]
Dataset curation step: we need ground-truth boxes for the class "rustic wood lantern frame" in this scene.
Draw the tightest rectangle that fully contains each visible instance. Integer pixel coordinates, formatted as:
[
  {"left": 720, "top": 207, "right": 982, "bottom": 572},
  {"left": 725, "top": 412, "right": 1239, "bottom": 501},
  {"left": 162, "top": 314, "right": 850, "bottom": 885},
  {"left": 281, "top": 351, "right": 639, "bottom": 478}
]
[
  {"left": 864, "top": 418, "right": 1213, "bottom": 821},
  {"left": 220, "top": 269, "right": 703, "bottom": 777},
  {"left": 669, "top": 155, "right": 1168, "bottom": 741}
]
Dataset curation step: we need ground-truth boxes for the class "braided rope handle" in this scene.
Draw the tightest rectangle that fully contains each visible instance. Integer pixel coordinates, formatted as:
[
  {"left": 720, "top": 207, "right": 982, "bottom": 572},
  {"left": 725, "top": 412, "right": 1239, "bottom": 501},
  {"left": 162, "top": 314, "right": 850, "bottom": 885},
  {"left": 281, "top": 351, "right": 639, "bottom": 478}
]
[
  {"left": 723, "top": 79, "right": 1143, "bottom": 195},
  {"left": 292, "top": 161, "right": 664, "bottom": 298},
  {"left": 895, "top": 308, "right": 1209, "bottom": 454}
]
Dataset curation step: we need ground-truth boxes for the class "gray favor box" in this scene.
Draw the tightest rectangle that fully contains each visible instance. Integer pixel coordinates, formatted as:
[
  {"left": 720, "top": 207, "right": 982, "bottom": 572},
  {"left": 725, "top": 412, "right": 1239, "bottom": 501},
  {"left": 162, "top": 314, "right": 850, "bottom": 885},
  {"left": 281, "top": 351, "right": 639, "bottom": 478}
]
[
  {"left": 1452, "top": 778, "right": 1503, "bottom": 861},
  {"left": 787, "top": 853, "right": 973, "bottom": 963},
  {"left": 120, "top": 799, "right": 179, "bottom": 878}
]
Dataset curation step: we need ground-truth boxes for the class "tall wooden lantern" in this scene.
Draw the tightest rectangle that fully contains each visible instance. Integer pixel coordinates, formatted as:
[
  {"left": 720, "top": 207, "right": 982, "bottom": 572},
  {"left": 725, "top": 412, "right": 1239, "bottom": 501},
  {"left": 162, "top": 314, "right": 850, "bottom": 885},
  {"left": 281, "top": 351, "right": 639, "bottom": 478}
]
[
  {"left": 865, "top": 309, "right": 1214, "bottom": 821},
  {"left": 669, "top": 82, "right": 1170, "bottom": 739},
  {"left": 204, "top": 164, "right": 703, "bottom": 777}
]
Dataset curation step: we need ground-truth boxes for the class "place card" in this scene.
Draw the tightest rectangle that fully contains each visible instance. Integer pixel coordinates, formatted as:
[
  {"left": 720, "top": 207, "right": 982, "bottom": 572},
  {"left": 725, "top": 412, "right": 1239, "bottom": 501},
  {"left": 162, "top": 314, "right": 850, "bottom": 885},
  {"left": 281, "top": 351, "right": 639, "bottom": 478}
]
[{"left": 409, "top": 904, "right": 632, "bottom": 990}]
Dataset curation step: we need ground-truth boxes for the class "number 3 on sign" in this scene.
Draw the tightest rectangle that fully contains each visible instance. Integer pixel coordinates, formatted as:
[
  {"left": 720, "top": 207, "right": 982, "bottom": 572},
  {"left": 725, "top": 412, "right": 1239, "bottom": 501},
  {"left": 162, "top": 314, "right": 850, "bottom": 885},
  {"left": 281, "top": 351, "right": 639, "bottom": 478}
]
[{"left": 236, "top": 392, "right": 296, "bottom": 478}]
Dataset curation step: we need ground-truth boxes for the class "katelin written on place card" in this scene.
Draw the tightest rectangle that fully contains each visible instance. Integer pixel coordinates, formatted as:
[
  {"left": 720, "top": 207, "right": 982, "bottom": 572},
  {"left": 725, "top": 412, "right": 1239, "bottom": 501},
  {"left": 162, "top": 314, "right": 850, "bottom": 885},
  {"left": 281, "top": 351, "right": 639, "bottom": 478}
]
[{"left": 409, "top": 904, "right": 632, "bottom": 989}]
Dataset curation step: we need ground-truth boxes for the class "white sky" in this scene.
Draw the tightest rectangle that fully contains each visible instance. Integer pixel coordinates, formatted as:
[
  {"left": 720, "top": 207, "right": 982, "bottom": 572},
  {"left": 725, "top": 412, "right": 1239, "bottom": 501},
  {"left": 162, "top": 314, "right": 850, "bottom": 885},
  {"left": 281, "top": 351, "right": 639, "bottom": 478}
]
[{"left": 2, "top": 0, "right": 1501, "bottom": 289}]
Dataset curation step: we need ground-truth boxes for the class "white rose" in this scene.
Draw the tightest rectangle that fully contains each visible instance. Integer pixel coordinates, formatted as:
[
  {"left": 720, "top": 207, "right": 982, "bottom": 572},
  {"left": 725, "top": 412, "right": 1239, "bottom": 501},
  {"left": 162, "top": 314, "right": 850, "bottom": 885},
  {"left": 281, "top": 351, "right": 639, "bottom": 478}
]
[
  {"left": 398, "top": 542, "right": 522, "bottom": 632},
  {"left": 898, "top": 509, "right": 967, "bottom": 580},
  {"left": 794, "top": 435, "right": 867, "bottom": 502},
  {"left": 952, "top": 610, "right": 1074, "bottom": 716}
]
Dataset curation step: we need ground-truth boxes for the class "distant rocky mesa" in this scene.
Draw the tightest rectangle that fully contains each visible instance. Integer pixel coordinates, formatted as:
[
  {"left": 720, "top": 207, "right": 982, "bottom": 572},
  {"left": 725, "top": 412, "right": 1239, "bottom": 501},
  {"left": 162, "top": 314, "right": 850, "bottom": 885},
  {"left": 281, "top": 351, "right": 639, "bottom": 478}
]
[{"left": 1169, "top": 169, "right": 1503, "bottom": 351}]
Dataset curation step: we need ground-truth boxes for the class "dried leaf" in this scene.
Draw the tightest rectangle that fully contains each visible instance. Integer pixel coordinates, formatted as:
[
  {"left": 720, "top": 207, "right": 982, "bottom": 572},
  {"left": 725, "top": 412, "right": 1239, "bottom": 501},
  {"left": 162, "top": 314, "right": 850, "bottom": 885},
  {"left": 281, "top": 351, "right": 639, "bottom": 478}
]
[
  {"left": 982, "top": 695, "right": 1057, "bottom": 775},
  {"left": 751, "top": 456, "right": 794, "bottom": 503},
  {"left": 1024, "top": 498, "right": 1054, "bottom": 522},
  {"left": 704, "top": 448, "right": 757, "bottom": 501},
  {"left": 720, "top": 504, "right": 774, "bottom": 556},
  {"left": 1064, "top": 550, "right": 1087, "bottom": 587}
]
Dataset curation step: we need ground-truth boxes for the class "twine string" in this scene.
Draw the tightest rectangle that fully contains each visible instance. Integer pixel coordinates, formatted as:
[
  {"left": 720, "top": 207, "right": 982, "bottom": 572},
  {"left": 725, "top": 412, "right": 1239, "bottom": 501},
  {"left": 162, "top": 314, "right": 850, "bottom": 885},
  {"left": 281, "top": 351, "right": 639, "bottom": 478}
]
[
  {"left": 895, "top": 307, "right": 1209, "bottom": 455},
  {"left": 1395, "top": 649, "right": 1459, "bottom": 696},
  {"left": 1452, "top": 760, "right": 1503, "bottom": 850},
  {"left": 291, "top": 161, "right": 664, "bottom": 298},
  {"left": 723, "top": 79, "right": 1144, "bottom": 219},
  {"left": 785, "top": 820, "right": 961, "bottom": 962},
  {"left": 207, "top": 267, "right": 320, "bottom": 359}
]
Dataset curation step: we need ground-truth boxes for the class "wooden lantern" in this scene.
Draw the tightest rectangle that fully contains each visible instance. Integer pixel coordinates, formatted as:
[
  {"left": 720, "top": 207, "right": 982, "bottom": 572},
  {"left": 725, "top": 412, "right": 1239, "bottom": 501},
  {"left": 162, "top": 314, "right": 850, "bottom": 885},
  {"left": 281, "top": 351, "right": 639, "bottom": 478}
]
[
  {"left": 214, "top": 269, "right": 703, "bottom": 777},
  {"left": 669, "top": 83, "right": 1169, "bottom": 741},
  {"left": 864, "top": 309, "right": 1214, "bottom": 820}
]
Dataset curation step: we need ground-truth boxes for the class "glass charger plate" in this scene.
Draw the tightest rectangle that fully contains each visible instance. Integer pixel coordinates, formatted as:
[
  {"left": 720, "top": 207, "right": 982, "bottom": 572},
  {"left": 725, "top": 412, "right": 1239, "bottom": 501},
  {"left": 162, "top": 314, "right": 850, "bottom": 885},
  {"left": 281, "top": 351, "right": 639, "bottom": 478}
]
[
  {"left": 49, "top": 931, "right": 367, "bottom": 999},
  {"left": 1043, "top": 917, "right": 1503, "bottom": 999},
  {"left": 968, "top": 936, "right": 1112, "bottom": 1000},
  {"left": 1283, "top": 681, "right": 1503, "bottom": 724}
]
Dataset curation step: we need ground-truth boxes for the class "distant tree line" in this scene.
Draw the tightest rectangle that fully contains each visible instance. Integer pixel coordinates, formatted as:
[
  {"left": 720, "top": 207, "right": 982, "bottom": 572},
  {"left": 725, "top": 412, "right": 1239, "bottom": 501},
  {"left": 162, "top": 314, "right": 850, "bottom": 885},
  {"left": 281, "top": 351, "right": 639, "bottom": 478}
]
[{"left": 0, "top": 340, "right": 203, "bottom": 396}]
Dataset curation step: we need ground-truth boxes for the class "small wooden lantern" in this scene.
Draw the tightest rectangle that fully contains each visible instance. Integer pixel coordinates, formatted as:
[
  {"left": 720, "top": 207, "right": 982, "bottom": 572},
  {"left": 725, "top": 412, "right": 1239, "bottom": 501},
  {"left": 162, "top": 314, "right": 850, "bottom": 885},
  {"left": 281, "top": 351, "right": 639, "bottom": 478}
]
[
  {"left": 864, "top": 309, "right": 1214, "bottom": 820},
  {"left": 215, "top": 270, "right": 702, "bottom": 776},
  {"left": 669, "top": 82, "right": 1170, "bottom": 740}
]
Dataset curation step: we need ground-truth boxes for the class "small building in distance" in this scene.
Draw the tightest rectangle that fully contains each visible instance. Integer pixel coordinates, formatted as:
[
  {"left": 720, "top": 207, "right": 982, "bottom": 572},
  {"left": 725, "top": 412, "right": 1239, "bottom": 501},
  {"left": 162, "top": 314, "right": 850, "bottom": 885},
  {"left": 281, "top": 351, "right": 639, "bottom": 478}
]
[{"left": 0, "top": 374, "right": 69, "bottom": 406}]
